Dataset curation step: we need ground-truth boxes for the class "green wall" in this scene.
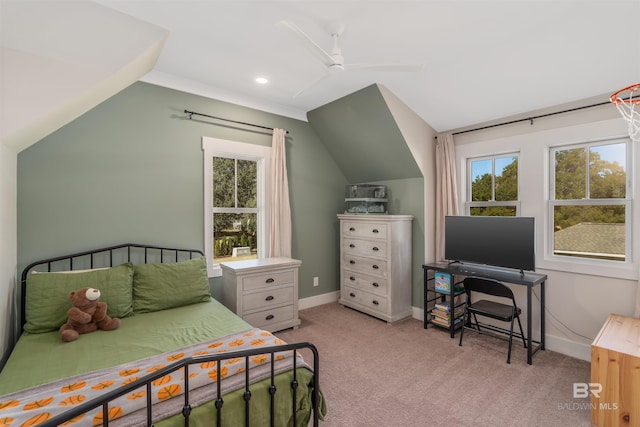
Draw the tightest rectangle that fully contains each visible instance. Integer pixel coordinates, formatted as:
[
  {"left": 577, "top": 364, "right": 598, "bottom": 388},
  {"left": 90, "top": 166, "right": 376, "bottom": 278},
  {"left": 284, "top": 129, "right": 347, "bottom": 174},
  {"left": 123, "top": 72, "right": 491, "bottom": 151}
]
[
  {"left": 370, "top": 177, "right": 425, "bottom": 307},
  {"left": 17, "top": 80, "right": 427, "bottom": 311},
  {"left": 17, "top": 82, "right": 347, "bottom": 300},
  {"left": 307, "top": 84, "right": 422, "bottom": 183}
]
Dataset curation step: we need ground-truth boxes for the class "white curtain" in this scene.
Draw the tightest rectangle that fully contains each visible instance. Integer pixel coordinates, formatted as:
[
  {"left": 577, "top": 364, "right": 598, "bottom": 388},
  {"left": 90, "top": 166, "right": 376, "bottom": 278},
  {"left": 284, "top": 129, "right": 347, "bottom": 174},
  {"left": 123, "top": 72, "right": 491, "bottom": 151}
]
[
  {"left": 435, "top": 133, "right": 459, "bottom": 261},
  {"left": 269, "top": 128, "right": 292, "bottom": 258}
]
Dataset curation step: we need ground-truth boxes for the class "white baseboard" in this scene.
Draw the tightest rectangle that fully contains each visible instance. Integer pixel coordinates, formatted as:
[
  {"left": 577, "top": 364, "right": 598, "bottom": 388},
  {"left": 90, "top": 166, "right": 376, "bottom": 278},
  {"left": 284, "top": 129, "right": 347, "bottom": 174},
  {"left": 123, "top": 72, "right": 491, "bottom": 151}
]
[
  {"left": 299, "top": 291, "right": 340, "bottom": 310},
  {"left": 412, "top": 306, "right": 425, "bottom": 322},
  {"left": 411, "top": 305, "right": 590, "bottom": 362},
  {"left": 545, "top": 334, "right": 591, "bottom": 362}
]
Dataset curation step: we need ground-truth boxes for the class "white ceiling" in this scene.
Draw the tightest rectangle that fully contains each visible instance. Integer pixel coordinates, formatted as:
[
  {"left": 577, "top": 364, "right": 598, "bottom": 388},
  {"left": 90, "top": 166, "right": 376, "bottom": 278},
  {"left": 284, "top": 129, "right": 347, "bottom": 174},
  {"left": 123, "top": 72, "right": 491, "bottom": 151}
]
[
  {"left": 3, "top": 0, "right": 640, "bottom": 142},
  {"left": 94, "top": 0, "right": 640, "bottom": 132}
]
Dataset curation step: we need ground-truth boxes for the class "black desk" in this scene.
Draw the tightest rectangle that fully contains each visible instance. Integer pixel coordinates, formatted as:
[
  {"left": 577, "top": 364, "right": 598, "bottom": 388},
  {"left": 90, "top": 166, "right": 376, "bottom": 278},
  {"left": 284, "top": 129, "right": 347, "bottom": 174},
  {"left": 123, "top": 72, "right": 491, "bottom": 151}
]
[{"left": 423, "top": 261, "right": 547, "bottom": 365}]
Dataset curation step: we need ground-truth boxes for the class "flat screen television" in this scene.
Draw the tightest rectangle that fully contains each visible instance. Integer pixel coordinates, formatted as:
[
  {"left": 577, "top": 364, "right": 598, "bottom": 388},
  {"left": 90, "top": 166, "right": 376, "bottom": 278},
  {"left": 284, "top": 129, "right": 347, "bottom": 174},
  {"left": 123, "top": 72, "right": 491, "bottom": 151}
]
[{"left": 444, "top": 215, "right": 536, "bottom": 272}]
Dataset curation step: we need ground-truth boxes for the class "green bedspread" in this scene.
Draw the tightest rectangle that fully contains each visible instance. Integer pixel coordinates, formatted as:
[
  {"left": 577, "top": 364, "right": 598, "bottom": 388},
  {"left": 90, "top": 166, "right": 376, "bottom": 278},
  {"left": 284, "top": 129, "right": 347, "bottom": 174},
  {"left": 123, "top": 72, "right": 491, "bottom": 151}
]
[{"left": 0, "top": 298, "right": 324, "bottom": 426}]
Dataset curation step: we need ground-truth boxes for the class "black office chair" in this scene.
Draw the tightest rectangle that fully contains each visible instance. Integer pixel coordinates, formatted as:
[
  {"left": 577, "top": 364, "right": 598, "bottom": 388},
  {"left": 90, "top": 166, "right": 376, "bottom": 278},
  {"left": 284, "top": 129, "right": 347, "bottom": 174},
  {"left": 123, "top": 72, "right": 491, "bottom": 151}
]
[{"left": 458, "top": 277, "right": 527, "bottom": 364}]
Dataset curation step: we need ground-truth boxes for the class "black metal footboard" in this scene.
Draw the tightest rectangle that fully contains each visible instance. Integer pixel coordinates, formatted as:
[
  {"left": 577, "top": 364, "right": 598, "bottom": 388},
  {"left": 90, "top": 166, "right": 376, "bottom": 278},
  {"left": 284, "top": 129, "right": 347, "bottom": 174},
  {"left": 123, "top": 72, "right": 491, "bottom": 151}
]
[{"left": 39, "top": 342, "right": 320, "bottom": 427}]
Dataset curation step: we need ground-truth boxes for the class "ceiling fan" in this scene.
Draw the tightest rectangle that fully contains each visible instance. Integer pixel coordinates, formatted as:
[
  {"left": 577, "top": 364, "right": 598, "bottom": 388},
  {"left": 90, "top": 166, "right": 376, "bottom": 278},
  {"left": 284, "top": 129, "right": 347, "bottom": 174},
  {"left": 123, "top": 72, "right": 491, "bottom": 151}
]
[{"left": 277, "top": 20, "right": 424, "bottom": 98}]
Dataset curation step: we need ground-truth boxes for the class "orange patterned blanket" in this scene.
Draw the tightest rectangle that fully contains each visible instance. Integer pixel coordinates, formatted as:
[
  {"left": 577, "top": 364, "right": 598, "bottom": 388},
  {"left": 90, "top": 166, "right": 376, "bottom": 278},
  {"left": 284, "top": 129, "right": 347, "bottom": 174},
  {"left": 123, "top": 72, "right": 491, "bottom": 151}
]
[{"left": 0, "top": 328, "right": 304, "bottom": 426}]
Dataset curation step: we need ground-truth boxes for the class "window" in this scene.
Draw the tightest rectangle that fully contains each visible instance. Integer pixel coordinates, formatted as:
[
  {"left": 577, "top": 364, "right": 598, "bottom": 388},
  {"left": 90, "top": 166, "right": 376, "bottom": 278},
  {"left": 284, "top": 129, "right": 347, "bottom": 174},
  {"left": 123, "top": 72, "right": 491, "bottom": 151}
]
[
  {"left": 203, "top": 137, "right": 270, "bottom": 277},
  {"left": 467, "top": 154, "right": 519, "bottom": 216},
  {"left": 550, "top": 139, "right": 630, "bottom": 262}
]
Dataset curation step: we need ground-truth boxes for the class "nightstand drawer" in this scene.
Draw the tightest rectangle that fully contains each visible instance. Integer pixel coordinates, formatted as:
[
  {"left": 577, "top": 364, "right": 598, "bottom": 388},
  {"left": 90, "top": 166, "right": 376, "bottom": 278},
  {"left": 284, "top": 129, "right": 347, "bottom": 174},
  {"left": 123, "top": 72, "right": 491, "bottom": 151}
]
[
  {"left": 243, "top": 285, "right": 294, "bottom": 312},
  {"left": 343, "top": 285, "right": 387, "bottom": 314},
  {"left": 244, "top": 305, "right": 294, "bottom": 329},
  {"left": 343, "top": 271, "right": 388, "bottom": 296},
  {"left": 242, "top": 270, "right": 295, "bottom": 291},
  {"left": 343, "top": 254, "right": 388, "bottom": 277},
  {"left": 343, "top": 238, "right": 387, "bottom": 259},
  {"left": 342, "top": 221, "right": 388, "bottom": 240}
]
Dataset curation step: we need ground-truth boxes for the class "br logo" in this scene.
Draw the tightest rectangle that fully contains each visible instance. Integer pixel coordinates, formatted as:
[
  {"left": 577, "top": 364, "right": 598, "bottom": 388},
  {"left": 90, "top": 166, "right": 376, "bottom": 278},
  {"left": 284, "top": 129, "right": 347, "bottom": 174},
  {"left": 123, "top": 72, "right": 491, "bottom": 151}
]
[{"left": 573, "top": 383, "right": 602, "bottom": 398}]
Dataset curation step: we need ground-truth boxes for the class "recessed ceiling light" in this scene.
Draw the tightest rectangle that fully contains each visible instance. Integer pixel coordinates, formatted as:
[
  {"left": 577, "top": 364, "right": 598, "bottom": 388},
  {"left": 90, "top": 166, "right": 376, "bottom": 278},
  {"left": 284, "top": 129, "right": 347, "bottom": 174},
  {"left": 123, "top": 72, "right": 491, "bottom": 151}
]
[{"left": 255, "top": 77, "right": 269, "bottom": 84}]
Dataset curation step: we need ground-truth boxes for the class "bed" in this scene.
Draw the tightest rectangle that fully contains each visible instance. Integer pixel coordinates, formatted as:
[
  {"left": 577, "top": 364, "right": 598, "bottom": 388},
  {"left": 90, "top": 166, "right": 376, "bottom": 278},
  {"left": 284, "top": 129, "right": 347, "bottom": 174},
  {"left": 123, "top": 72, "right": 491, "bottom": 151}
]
[{"left": 0, "top": 243, "right": 324, "bottom": 426}]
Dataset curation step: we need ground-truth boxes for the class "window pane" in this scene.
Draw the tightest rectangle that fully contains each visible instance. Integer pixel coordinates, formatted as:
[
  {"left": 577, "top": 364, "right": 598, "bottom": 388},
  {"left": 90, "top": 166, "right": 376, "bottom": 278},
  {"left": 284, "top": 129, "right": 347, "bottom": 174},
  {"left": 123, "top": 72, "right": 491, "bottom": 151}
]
[
  {"left": 236, "top": 159, "right": 257, "bottom": 208},
  {"left": 555, "top": 148, "right": 586, "bottom": 200},
  {"left": 553, "top": 205, "right": 625, "bottom": 261},
  {"left": 213, "top": 157, "right": 235, "bottom": 208},
  {"left": 213, "top": 213, "right": 257, "bottom": 261},
  {"left": 589, "top": 143, "right": 626, "bottom": 199},
  {"left": 470, "top": 206, "right": 517, "bottom": 216},
  {"left": 471, "top": 159, "right": 492, "bottom": 201},
  {"left": 495, "top": 156, "right": 518, "bottom": 201}
]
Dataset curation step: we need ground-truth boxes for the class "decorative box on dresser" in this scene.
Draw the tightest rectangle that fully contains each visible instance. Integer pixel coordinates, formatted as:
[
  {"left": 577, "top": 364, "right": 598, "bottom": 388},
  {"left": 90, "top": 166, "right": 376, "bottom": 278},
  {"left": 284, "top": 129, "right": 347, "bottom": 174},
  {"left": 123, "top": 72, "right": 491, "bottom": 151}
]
[
  {"left": 221, "top": 258, "right": 301, "bottom": 333},
  {"left": 337, "top": 214, "right": 413, "bottom": 323}
]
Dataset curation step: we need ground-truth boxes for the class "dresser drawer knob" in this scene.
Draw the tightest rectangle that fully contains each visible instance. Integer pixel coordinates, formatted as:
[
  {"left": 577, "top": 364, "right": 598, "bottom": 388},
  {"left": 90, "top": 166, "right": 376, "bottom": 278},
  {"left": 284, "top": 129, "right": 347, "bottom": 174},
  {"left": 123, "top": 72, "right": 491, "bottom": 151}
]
[
  {"left": 372, "top": 282, "right": 379, "bottom": 287},
  {"left": 372, "top": 229, "right": 379, "bottom": 234},
  {"left": 372, "top": 247, "right": 379, "bottom": 251},
  {"left": 349, "top": 292, "right": 356, "bottom": 298},
  {"left": 265, "top": 295, "right": 274, "bottom": 301},
  {"left": 266, "top": 314, "right": 274, "bottom": 320},
  {"left": 349, "top": 227, "right": 355, "bottom": 231},
  {"left": 372, "top": 265, "right": 379, "bottom": 270},
  {"left": 372, "top": 300, "right": 379, "bottom": 305},
  {"left": 350, "top": 276, "right": 356, "bottom": 281},
  {"left": 350, "top": 260, "right": 355, "bottom": 265},
  {"left": 265, "top": 278, "right": 275, "bottom": 283},
  {"left": 349, "top": 244, "right": 355, "bottom": 248}
]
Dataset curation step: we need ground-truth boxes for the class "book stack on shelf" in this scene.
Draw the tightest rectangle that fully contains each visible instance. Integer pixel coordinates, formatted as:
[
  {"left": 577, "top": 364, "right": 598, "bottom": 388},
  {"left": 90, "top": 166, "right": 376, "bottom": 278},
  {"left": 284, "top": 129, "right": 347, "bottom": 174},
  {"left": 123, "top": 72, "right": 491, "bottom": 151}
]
[{"left": 430, "top": 301, "right": 464, "bottom": 329}]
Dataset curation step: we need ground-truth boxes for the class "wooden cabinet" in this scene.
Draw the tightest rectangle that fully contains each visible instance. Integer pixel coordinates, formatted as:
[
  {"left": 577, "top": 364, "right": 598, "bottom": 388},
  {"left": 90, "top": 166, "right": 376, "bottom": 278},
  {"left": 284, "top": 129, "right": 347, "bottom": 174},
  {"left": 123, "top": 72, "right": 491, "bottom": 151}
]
[
  {"left": 337, "top": 214, "right": 413, "bottom": 323},
  {"left": 221, "top": 258, "right": 301, "bottom": 332},
  {"left": 591, "top": 314, "right": 640, "bottom": 427}
]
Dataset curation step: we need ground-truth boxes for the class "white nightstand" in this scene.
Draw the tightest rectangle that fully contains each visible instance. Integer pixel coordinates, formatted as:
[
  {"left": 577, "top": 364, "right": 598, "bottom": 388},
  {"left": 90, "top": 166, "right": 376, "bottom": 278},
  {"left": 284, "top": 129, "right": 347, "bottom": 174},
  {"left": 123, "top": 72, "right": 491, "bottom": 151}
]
[{"left": 221, "top": 258, "right": 302, "bottom": 332}]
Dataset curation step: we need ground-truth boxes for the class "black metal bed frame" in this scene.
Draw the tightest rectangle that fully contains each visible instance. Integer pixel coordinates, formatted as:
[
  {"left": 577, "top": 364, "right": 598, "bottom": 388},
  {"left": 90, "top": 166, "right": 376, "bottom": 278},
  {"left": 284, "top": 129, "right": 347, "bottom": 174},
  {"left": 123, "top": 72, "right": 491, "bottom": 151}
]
[{"left": 18, "top": 243, "right": 321, "bottom": 427}]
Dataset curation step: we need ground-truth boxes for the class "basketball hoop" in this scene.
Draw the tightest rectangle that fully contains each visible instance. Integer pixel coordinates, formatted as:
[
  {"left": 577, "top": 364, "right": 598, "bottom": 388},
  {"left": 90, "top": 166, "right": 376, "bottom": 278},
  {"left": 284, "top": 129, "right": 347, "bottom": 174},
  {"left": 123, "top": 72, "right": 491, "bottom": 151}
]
[{"left": 610, "top": 83, "right": 640, "bottom": 142}]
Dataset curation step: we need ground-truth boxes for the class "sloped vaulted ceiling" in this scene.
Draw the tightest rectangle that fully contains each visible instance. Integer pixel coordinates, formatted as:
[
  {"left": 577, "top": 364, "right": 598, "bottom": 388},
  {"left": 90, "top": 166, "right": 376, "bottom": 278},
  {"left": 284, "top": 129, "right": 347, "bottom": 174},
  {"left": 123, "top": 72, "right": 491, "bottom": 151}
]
[
  {"left": 307, "top": 84, "right": 422, "bottom": 184},
  {"left": 0, "top": 1, "right": 169, "bottom": 152}
]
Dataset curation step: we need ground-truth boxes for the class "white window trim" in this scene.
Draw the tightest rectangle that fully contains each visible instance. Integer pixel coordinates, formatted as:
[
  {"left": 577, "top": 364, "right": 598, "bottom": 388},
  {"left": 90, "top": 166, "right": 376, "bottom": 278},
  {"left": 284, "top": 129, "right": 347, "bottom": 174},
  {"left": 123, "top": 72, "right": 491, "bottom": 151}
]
[
  {"left": 465, "top": 152, "right": 521, "bottom": 215},
  {"left": 545, "top": 136, "right": 634, "bottom": 274},
  {"left": 203, "top": 137, "right": 271, "bottom": 277}
]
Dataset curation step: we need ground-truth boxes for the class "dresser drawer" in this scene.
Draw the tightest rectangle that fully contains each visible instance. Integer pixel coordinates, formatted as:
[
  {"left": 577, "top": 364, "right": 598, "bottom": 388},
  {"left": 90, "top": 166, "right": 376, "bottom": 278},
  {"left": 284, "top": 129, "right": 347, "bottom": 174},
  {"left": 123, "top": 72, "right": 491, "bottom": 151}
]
[
  {"left": 242, "top": 285, "right": 294, "bottom": 312},
  {"left": 343, "top": 238, "right": 387, "bottom": 259},
  {"left": 342, "top": 221, "right": 388, "bottom": 240},
  {"left": 343, "top": 285, "right": 387, "bottom": 314},
  {"left": 343, "top": 271, "right": 388, "bottom": 296},
  {"left": 343, "top": 254, "right": 388, "bottom": 277},
  {"left": 242, "top": 270, "right": 295, "bottom": 291},
  {"left": 243, "top": 305, "right": 294, "bottom": 329}
]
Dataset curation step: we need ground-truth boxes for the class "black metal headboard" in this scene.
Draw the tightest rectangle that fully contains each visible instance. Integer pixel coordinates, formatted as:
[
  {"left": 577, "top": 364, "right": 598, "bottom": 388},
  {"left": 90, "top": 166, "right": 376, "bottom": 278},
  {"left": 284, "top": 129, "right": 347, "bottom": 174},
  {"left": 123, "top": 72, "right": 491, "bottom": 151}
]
[{"left": 20, "top": 243, "right": 205, "bottom": 332}]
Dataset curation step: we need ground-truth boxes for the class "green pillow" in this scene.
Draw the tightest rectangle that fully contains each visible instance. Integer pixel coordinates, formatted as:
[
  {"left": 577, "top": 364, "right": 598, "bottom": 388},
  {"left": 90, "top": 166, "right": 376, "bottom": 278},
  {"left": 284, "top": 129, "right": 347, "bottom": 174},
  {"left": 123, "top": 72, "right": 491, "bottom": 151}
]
[
  {"left": 25, "top": 263, "right": 134, "bottom": 334},
  {"left": 133, "top": 257, "right": 211, "bottom": 313}
]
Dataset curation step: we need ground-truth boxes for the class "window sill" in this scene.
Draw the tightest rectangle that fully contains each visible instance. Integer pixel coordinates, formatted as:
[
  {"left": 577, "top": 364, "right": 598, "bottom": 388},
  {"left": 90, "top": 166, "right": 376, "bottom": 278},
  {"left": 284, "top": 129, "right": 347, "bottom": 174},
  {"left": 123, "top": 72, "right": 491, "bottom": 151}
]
[{"left": 538, "top": 257, "right": 638, "bottom": 281}]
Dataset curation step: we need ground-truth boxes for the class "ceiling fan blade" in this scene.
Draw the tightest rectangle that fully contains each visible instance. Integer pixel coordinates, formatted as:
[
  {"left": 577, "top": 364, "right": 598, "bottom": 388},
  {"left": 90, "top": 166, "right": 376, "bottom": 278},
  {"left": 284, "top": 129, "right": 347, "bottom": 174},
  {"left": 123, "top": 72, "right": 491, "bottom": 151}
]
[
  {"left": 346, "top": 62, "right": 425, "bottom": 72},
  {"left": 277, "top": 20, "right": 336, "bottom": 67},
  {"left": 293, "top": 73, "right": 331, "bottom": 98}
]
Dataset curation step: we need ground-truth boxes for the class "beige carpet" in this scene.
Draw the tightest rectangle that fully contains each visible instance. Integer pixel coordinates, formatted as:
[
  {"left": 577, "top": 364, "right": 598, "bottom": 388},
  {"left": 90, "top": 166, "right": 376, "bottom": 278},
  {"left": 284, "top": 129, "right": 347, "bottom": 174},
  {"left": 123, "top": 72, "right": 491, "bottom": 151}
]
[{"left": 276, "top": 302, "right": 593, "bottom": 427}]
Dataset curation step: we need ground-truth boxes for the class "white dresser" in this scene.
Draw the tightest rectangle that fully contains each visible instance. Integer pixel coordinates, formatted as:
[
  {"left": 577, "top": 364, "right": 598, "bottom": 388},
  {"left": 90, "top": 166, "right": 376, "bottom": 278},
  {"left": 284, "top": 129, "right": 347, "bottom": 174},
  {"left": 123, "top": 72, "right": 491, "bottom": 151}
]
[
  {"left": 337, "top": 214, "right": 413, "bottom": 323},
  {"left": 221, "top": 258, "right": 301, "bottom": 332}
]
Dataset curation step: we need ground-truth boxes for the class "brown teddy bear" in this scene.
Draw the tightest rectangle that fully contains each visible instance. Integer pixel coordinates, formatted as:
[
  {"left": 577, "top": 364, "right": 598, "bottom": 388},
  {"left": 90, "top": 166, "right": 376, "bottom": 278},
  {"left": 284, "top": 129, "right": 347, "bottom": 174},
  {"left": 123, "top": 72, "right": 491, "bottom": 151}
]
[{"left": 59, "top": 287, "right": 121, "bottom": 342}]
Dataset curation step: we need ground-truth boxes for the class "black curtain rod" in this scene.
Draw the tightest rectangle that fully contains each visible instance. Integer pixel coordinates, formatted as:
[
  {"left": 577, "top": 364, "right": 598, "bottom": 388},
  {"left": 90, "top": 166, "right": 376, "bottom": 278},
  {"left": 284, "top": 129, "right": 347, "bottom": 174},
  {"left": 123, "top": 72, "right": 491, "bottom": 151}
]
[
  {"left": 450, "top": 100, "right": 611, "bottom": 136},
  {"left": 184, "top": 109, "right": 288, "bottom": 133}
]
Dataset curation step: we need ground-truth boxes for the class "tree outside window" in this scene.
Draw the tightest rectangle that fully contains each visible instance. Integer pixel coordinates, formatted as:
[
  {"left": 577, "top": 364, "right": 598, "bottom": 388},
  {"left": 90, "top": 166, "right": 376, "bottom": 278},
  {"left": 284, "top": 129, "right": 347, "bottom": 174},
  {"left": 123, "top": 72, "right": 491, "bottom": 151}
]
[
  {"left": 468, "top": 155, "right": 519, "bottom": 216},
  {"left": 213, "top": 157, "right": 258, "bottom": 262},
  {"left": 551, "top": 141, "right": 628, "bottom": 262}
]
